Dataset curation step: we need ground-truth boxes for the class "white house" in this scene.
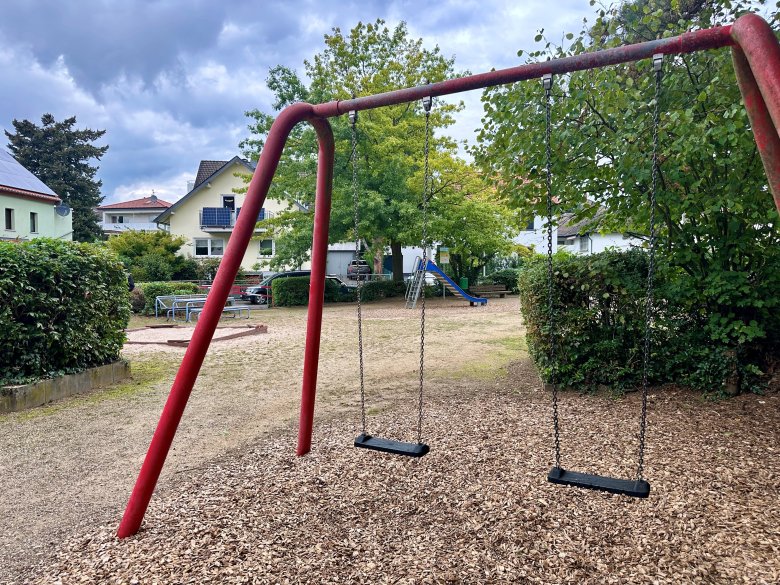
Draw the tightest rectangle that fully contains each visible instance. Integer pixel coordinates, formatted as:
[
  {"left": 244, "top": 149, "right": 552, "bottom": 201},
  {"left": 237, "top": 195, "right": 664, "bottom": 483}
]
[
  {"left": 513, "top": 211, "right": 639, "bottom": 255},
  {"left": 0, "top": 148, "right": 72, "bottom": 241},
  {"left": 96, "top": 194, "right": 173, "bottom": 236},
  {"left": 154, "top": 157, "right": 306, "bottom": 272}
]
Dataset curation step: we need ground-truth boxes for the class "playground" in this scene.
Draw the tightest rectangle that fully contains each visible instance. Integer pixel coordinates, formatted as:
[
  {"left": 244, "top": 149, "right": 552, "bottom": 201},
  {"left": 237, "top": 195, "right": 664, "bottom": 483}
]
[{"left": 0, "top": 297, "right": 777, "bottom": 583}]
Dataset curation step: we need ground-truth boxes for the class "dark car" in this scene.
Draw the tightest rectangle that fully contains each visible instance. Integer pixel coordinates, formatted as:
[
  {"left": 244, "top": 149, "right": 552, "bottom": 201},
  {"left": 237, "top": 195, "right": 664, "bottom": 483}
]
[
  {"left": 346, "top": 259, "right": 372, "bottom": 281},
  {"left": 242, "top": 270, "right": 311, "bottom": 305}
]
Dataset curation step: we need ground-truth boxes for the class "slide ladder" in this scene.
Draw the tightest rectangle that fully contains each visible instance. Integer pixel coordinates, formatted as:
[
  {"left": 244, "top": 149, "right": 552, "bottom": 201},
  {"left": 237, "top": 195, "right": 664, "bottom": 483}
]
[{"left": 405, "top": 257, "right": 487, "bottom": 308}]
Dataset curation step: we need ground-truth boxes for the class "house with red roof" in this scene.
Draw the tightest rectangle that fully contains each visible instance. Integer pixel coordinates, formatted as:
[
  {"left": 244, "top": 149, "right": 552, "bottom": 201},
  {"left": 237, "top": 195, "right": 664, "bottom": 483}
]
[
  {"left": 96, "top": 194, "right": 172, "bottom": 236},
  {"left": 1, "top": 148, "right": 72, "bottom": 241}
]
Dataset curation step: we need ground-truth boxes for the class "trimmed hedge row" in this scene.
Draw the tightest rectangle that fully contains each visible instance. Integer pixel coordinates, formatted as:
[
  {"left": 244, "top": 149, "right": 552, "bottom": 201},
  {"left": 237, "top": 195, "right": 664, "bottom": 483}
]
[
  {"left": 133, "top": 281, "right": 202, "bottom": 315},
  {"left": 518, "top": 249, "right": 769, "bottom": 395},
  {"left": 270, "top": 278, "right": 409, "bottom": 307},
  {"left": 0, "top": 238, "right": 130, "bottom": 385},
  {"left": 272, "top": 277, "right": 350, "bottom": 306}
]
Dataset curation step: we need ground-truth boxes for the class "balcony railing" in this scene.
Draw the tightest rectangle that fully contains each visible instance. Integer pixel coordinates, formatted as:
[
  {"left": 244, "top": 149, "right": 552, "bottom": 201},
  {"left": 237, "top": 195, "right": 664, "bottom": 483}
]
[
  {"left": 100, "top": 221, "right": 161, "bottom": 232},
  {"left": 199, "top": 207, "right": 274, "bottom": 229}
]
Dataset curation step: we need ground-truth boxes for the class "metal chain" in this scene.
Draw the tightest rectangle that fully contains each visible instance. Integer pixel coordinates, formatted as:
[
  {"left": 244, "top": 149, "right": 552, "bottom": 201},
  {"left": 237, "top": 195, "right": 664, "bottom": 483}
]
[
  {"left": 417, "top": 96, "right": 432, "bottom": 444},
  {"left": 637, "top": 55, "right": 663, "bottom": 480},
  {"left": 543, "top": 74, "right": 561, "bottom": 470},
  {"left": 350, "top": 110, "right": 367, "bottom": 436}
]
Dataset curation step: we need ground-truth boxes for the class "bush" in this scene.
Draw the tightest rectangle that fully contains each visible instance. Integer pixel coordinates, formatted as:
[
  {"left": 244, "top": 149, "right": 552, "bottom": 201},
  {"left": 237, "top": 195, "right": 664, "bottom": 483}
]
[
  {"left": 519, "top": 249, "right": 669, "bottom": 392},
  {"left": 129, "top": 288, "right": 146, "bottom": 313},
  {"left": 0, "top": 238, "right": 130, "bottom": 385},
  {"left": 138, "top": 281, "right": 202, "bottom": 315},
  {"left": 272, "top": 276, "right": 310, "bottom": 306},
  {"left": 518, "top": 248, "right": 773, "bottom": 395},
  {"left": 359, "top": 279, "right": 407, "bottom": 301},
  {"left": 483, "top": 269, "right": 521, "bottom": 293}
]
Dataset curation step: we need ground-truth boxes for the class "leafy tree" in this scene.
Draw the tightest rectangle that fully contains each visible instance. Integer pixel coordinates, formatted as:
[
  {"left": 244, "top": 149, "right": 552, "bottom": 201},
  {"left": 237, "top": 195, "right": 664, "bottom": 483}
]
[
  {"left": 105, "top": 230, "right": 197, "bottom": 282},
  {"left": 5, "top": 114, "right": 108, "bottom": 242},
  {"left": 475, "top": 0, "right": 780, "bottom": 372},
  {"left": 241, "top": 20, "right": 516, "bottom": 280}
]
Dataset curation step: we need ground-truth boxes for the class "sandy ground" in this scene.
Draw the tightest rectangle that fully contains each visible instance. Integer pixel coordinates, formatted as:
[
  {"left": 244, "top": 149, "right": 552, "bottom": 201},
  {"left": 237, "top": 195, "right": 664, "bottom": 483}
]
[{"left": 0, "top": 296, "right": 524, "bottom": 584}]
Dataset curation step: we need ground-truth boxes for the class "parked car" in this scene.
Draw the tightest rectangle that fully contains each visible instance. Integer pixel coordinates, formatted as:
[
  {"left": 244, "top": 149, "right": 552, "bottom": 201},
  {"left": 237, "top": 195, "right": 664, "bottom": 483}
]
[
  {"left": 242, "top": 270, "right": 311, "bottom": 305},
  {"left": 346, "top": 259, "right": 372, "bottom": 280}
]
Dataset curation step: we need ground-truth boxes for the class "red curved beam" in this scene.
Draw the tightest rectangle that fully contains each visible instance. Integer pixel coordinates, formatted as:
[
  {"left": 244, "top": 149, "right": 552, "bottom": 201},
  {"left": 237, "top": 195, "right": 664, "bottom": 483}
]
[{"left": 117, "top": 104, "right": 335, "bottom": 538}]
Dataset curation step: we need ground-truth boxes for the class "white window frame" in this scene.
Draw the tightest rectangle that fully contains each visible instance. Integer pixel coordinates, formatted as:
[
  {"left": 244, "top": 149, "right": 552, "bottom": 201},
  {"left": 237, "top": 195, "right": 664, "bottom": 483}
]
[
  {"left": 258, "top": 239, "right": 274, "bottom": 257},
  {"left": 194, "top": 238, "right": 225, "bottom": 257},
  {"left": 30, "top": 212, "right": 38, "bottom": 233},
  {"left": 579, "top": 237, "right": 589, "bottom": 252}
]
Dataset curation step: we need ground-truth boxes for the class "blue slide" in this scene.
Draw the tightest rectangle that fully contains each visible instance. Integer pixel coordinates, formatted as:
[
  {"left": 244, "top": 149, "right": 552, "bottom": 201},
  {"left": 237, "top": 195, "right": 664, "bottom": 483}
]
[{"left": 417, "top": 259, "right": 487, "bottom": 306}]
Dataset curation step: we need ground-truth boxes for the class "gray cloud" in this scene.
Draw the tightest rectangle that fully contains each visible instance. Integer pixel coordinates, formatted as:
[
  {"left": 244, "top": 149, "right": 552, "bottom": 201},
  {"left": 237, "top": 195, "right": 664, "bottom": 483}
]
[{"left": 0, "top": 0, "right": 592, "bottom": 203}]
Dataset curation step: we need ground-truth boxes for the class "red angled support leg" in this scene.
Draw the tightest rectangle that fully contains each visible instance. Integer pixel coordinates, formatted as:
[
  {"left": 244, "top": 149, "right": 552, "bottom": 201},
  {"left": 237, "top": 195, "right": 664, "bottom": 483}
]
[{"left": 117, "top": 105, "right": 334, "bottom": 538}]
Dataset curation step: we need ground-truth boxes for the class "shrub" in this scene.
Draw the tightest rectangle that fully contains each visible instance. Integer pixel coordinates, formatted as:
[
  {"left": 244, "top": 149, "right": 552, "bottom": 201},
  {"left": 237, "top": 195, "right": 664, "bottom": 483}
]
[
  {"left": 519, "top": 249, "right": 668, "bottom": 392},
  {"left": 272, "top": 276, "right": 311, "bottom": 306},
  {"left": 518, "top": 248, "right": 773, "bottom": 395},
  {"left": 129, "top": 288, "right": 146, "bottom": 313},
  {"left": 359, "top": 279, "right": 407, "bottom": 301},
  {"left": 0, "top": 238, "right": 130, "bottom": 385},
  {"left": 483, "top": 268, "right": 521, "bottom": 293},
  {"left": 138, "top": 281, "right": 202, "bottom": 315}
]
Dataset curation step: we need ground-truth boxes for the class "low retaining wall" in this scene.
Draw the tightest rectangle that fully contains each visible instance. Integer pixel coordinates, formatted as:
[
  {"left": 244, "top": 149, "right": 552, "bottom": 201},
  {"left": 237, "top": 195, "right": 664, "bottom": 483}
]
[{"left": 0, "top": 361, "right": 131, "bottom": 414}]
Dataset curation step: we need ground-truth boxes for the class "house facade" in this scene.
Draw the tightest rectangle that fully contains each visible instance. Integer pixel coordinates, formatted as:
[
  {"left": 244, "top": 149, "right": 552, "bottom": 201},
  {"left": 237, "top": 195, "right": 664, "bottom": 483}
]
[
  {"left": 0, "top": 149, "right": 72, "bottom": 241},
  {"left": 96, "top": 194, "right": 172, "bottom": 236},
  {"left": 155, "top": 157, "right": 303, "bottom": 272},
  {"left": 513, "top": 212, "right": 638, "bottom": 255}
]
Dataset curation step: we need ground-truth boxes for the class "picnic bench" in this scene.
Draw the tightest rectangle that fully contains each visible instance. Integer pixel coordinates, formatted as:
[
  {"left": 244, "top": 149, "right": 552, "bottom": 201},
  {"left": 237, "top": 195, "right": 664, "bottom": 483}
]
[
  {"left": 469, "top": 284, "right": 509, "bottom": 298},
  {"left": 189, "top": 305, "right": 251, "bottom": 322},
  {"left": 155, "top": 294, "right": 207, "bottom": 318}
]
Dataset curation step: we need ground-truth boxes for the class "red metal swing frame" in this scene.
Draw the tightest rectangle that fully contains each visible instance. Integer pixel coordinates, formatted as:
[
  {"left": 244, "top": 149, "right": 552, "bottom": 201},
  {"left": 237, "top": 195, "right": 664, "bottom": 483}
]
[{"left": 118, "top": 14, "right": 780, "bottom": 538}]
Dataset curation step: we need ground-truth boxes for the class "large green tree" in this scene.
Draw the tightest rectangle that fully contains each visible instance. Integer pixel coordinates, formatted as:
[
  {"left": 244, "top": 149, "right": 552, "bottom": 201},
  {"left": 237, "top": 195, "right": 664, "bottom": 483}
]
[
  {"left": 5, "top": 114, "right": 108, "bottom": 242},
  {"left": 475, "top": 0, "right": 780, "bottom": 354},
  {"left": 241, "top": 20, "right": 515, "bottom": 280}
]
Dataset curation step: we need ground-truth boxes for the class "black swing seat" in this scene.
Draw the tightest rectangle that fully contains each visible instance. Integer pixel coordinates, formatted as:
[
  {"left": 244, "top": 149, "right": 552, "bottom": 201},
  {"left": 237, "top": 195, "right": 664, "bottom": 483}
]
[
  {"left": 548, "top": 467, "right": 650, "bottom": 498},
  {"left": 354, "top": 434, "right": 430, "bottom": 458}
]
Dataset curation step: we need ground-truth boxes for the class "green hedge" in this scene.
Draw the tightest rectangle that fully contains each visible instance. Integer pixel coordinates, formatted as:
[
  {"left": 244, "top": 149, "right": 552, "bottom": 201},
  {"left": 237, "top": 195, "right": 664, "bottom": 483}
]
[
  {"left": 518, "top": 249, "right": 770, "bottom": 395},
  {"left": 271, "top": 277, "right": 349, "bottom": 306},
  {"left": 0, "top": 238, "right": 130, "bottom": 385},
  {"left": 137, "top": 281, "right": 202, "bottom": 315},
  {"left": 358, "top": 279, "right": 407, "bottom": 301},
  {"left": 482, "top": 269, "right": 521, "bottom": 293}
]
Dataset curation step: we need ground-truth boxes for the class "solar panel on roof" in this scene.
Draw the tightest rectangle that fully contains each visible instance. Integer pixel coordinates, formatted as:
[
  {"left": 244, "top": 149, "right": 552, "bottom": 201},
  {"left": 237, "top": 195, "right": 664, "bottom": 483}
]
[{"left": 0, "top": 149, "right": 57, "bottom": 196}]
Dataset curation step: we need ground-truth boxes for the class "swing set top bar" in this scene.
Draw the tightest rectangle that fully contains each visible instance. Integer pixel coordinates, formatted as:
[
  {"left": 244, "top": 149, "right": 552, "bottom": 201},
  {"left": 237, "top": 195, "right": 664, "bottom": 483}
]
[
  {"left": 117, "top": 14, "right": 780, "bottom": 539},
  {"left": 313, "top": 24, "right": 735, "bottom": 119}
]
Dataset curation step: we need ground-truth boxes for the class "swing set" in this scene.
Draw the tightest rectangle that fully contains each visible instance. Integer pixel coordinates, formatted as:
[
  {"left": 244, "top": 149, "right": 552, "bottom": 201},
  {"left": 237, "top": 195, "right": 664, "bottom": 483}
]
[{"left": 117, "top": 14, "right": 780, "bottom": 538}]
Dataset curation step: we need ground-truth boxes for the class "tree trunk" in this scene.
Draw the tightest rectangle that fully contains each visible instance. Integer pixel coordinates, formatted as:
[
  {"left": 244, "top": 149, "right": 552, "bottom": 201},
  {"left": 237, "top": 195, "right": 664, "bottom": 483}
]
[
  {"left": 373, "top": 238, "right": 384, "bottom": 277},
  {"left": 390, "top": 240, "right": 404, "bottom": 282}
]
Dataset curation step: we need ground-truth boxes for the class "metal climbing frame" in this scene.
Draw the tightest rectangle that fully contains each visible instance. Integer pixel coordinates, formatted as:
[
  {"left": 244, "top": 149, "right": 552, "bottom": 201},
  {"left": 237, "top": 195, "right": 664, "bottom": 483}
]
[{"left": 118, "top": 14, "right": 780, "bottom": 538}]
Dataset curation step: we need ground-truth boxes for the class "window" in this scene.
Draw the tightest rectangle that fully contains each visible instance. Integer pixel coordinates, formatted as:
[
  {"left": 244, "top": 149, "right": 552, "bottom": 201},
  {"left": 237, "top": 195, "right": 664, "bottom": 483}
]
[
  {"left": 111, "top": 215, "right": 125, "bottom": 223},
  {"left": 524, "top": 217, "right": 535, "bottom": 231},
  {"left": 4, "top": 208, "right": 14, "bottom": 231},
  {"left": 258, "top": 239, "right": 274, "bottom": 256},
  {"left": 579, "top": 237, "right": 589, "bottom": 252},
  {"left": 30, "top": 212, "right": 38, "bottom": 233},
  {"left": 194, "top": 238, "right": 224, "bottom": 257},
  {"left": 222, "top": 195, "right": 235, "bottom": 210}
]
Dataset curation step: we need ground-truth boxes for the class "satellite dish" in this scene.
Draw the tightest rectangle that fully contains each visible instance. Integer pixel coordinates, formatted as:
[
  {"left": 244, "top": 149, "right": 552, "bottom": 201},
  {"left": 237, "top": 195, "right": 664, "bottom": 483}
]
[{"left": 54, "top": 204, "right": 71, "bottom": 217}]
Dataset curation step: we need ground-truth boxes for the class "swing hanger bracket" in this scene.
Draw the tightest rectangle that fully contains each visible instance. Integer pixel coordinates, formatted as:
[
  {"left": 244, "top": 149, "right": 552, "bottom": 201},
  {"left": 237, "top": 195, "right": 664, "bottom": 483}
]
[
  {"left": 348, "top": 110, "right": 358, "bottom": 126},
  {"left": 422, "top": 95, "right": 433, "bottom": 113},
  {"left": 542, "top": 73, "right": 553, "bottom": 92},
  {"left": 653, "top": 53, "right": 664, "bottom": 73}
]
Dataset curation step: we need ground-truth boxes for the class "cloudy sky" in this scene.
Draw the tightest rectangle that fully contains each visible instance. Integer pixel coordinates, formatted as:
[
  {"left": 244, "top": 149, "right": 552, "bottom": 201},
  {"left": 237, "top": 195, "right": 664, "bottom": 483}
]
[{"left": 0, "top": 0, "right": 592, "bottom": 204}]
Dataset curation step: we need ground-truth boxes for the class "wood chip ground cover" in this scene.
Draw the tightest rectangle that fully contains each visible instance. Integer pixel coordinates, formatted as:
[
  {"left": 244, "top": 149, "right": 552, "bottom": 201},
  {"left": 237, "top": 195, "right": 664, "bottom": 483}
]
[{"left": 2, "top": 298, "right": 778, "bottom": 584}]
